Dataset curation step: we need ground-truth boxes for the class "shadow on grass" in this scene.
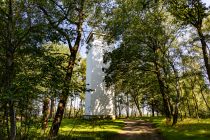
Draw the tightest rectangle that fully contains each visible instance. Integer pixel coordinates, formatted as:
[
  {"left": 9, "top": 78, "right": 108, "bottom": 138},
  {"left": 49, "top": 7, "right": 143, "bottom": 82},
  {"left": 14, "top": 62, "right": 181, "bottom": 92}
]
[
  {"left": 13, "top": 119, "right": 124, "bottom": 140},
  {"left": 60, "top": 119, "right": 124, "bottom": 131}
]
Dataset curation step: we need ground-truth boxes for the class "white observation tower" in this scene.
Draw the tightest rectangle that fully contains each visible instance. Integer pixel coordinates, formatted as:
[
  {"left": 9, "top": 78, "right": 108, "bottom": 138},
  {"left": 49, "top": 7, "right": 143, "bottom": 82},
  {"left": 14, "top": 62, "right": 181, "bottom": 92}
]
[{"left": 84, "top": 32, "right": 115, "bottom": 119}]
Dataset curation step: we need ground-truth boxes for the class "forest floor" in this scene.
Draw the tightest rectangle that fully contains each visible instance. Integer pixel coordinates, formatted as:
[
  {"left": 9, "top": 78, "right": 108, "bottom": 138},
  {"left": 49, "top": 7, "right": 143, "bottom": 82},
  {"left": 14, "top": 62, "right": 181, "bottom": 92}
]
[
  {"left": 111, "top": 119, "right": 164, "bottom": 140},
  {"left": 14, "top": 117, "right": 210, "bottom": 139}
]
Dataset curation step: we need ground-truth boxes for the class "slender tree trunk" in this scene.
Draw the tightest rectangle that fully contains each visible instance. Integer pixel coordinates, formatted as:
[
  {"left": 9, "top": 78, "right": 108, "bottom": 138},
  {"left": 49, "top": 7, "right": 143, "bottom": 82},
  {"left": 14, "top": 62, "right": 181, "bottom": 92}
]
[
  {"left": 171, "top": 63, "right": 181, "bottom": 126},
  {"left": 197, "top": 81, "right": 210, "bottom": 110},
  {"left": 197, "top": 28, "right": 210, "bottom": 82},
  {"left": 126, "top": 93, "right": 129, "bottom": 118},
  {"left": 192, "top": 89, "right": 199, "bottom": 119},
  {"left": 114, "top": 95, "right": 118, "bottom": 118},
  {"left": 151, "top": 91, "right": 155, "bottom": 117},
  {"left": 68, "top": 98, "right": 73, "bottom": 119},
  {"left": 132, "top": 96, "right": 142, "bottom": 117},
  {"left": 42, "top": 98, "right": 50, "bottom": 130},
  {"left": 118, "top": 99, "right": 121, "bottom": 118},
  {"left": 9, "top": 100, "right": 16, "bottom": 140},
  {"left": 49, "top": 96, "right": 55, "bottom": 119},
  {"left": 4, "top": 104, "right": 10, "bottom": 139},
  {"left": 190, "top": 79, "right": 199, "bottom": 118},
  {"left": 186, "top": 98, "right": 191, "bottom": 117},
  {"left": 151, "top": 100, "right": 155, "bottom": 117}
]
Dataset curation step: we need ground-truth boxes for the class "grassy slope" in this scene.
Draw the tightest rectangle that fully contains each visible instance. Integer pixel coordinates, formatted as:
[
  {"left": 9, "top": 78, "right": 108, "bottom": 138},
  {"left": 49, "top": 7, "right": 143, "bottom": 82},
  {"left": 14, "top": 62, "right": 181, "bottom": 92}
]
[{"left": 141, "top": 117, "right": 210, "bottom": 140}]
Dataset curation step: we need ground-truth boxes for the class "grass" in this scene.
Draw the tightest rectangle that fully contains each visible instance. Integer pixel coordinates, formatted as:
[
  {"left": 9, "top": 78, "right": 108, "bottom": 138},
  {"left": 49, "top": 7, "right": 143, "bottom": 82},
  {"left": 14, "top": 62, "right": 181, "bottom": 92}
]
[
  {"left": 140, "top": 117, "right": 210, "bottom": 140},
  {"left": 57, "top": 118, "right": 124, "bottom": 139},
  {"left": 15, "top": 118, "right": 124, "bottom": 140},
  {"left": 13, "top": 116, "right": 210, "bottom": 140}
]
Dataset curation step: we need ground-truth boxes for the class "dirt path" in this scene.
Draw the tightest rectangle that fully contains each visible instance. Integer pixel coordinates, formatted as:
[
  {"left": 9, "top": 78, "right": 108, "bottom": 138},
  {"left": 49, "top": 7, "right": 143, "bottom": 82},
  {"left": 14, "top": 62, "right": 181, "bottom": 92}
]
[{"left": 111, "top": 119, "right": 164, "bottom": 140}]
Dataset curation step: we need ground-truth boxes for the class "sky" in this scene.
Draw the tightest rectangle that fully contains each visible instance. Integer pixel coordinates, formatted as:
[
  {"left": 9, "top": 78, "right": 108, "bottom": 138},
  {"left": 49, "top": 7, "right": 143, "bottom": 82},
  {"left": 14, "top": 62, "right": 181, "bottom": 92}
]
[{"left": 203, "top": 0, "right": 210, "bottom": 6}]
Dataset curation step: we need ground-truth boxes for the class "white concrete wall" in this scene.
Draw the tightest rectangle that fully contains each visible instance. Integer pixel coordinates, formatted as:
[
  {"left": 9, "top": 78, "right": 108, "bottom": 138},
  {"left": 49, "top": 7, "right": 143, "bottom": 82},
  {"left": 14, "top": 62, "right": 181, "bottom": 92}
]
[{"left": 85, "top": 33, "right": 115, "bottom": 117}]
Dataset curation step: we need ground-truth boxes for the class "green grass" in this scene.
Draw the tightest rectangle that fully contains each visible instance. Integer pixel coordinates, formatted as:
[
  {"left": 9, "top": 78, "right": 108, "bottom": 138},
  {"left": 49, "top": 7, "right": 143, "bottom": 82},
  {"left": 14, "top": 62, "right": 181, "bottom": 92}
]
[
  {"left": 57, "top": 118, "right": 124, "bottom": 139},
  {"left": 16, "top": 118, "right": 124, "bottom": 140},
  {"left": 141, "top": 117, "right": 210, "bottom": 140}
]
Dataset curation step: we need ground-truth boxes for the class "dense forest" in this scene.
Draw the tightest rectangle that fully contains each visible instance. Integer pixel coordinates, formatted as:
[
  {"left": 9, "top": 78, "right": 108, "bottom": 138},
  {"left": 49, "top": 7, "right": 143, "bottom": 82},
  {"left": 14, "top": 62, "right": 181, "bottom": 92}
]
[{"left": 0, "top": 0, "right": 210, "bottom": 140}]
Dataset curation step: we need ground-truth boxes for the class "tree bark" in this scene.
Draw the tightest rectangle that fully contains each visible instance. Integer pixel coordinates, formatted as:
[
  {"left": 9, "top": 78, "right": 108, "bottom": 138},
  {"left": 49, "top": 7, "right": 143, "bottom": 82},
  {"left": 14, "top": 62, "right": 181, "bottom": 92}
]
[
  {"left": 197, "top": 28, "right": 210, "bottom": 83},
  {"left": 197, "top": 79, "right": 210, "bottom": 111},
  {"left": 151, "top": 100, "right": 155, "bottom": 117},
  {"left": 42, "top": 97, "right": 50, "bottom": 130},
  {"left": 68, "top": 98, "right": 73, "bottom": 119},
  {"left": 9, "top": 101, "right": 16, "bottom": 140},
  {"left": 154, "top": 61, "right": 171, "bottom": 121},
  {"left": 49, "top": 53, "right": 76, "bottom": 137},
  {"left": 49, "top": 96, "right": 55, "bottom": 119},
  {"left": 171, "top": 63, "right": 181, "bottom": 126},
  {"left": 132, "top": 96, "right": 142, "bottom": 117},
  {"left": 48, "top": 0, "right": 84, "bottom": 137},
  {"left": 126, "top": 93, "right": 129, "bottom": 118},
  {"left": 152, "top": 46, "right": 171, "bottom": 122}
]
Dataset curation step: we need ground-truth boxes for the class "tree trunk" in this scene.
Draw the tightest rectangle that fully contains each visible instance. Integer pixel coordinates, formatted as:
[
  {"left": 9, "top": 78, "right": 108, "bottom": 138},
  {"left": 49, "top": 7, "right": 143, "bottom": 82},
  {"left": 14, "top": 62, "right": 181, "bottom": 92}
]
[
  {"left": 192, "top": 89, "right": 199, "bottom": 119},
  {"left": 154, "top": 61, "right": 171, "bottom": 121},
  {"left": 4, "top": 104, "right": 10, "bottom": 139},
  {"left": 186, "top": 98, "right": 191, "bottom": 117},
  {"left": 126, "top": 93, "right": 129, "bottom": 118},
  {"left": 9, "top": 101, "right": 16, "bottom": 140},
  {"left": 48, "top": 52, "right": 76, "bottom": 137},
  {"left": 190, "top": 79, "right": 199, "bottom": 119},
  {"left": 171, "top": 63, "right": 181, "bottom": 126},
  {"left": 197, "top": 28, "right": 210, "bottom": 83},
  {"left": 151, "top": 92, "right": 155, "bottom": 117},
  {"left": 49, "top": 94, "right": 68, "bottom": 137},
  {"left": 132, "top": 96, "right": 142, "bottom": 117},
  {"left": 114, "top": 95, "right": 118, "bottom": 118},
  {"left": 68, "top": 98, "right": 73, "bottom": 119},
  {"left": 118, "top": 99, "right": 121, "bottom": 118},
  {"left": 151, "top": 100, "right": 155, "bottom": 117},
  {"left": 42, "top": 97, "right": 50, "bottom": 130},
  {"left": 197, "top": 80, "right": 210, "bottom": 110},
  {"left": 48, "top": 0, "right": 84, "bottom": 136},
  {"left": 49, "top": 96, "right": 55, "bottom": 119}
]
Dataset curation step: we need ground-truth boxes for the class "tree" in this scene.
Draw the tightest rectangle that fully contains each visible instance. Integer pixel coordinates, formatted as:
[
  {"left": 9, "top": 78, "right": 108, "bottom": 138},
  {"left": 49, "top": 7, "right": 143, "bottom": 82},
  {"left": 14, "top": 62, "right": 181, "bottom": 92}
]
[
  {"left": 168, "top": 0, "right": 210, "bottom": 83},
  {"left": 0, "top": 1, "right": 46, "bottom": 139}
]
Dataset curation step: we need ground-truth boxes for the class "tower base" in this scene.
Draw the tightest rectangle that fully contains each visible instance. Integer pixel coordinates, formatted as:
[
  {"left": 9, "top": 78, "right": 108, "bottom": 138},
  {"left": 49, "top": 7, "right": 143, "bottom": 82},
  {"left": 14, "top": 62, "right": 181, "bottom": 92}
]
[{"left": 83, "top": 115, "right": 115, "bottom": 120}]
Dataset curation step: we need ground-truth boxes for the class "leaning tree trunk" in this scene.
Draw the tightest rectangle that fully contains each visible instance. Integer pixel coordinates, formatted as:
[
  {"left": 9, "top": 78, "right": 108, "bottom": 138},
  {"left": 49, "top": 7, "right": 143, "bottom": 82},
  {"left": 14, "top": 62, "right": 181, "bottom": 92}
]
[
  {"left": 132, "top": 95, "right": 142, "bottom": 117},
  {"left": 48, "top": 0, "right": 84, "bottom": 137},
  {"left": 154, "top": 61, "right": 171, "bottom": 122},
  {"left": 152, "top": 45, "right": 171, "bottom": 122},
  {"left": 197, "top": 28, "right": 210, "bottom": 83},
  {"left": 49, "top": 52, "right": 77, "bottom": 137}
]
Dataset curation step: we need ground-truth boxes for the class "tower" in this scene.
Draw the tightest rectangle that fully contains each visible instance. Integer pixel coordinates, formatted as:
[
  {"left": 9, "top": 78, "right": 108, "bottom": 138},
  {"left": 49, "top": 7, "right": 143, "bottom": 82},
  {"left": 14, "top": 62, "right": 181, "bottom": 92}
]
[{"left": 84, "top": 32, "right": 115, "bottom": 119}]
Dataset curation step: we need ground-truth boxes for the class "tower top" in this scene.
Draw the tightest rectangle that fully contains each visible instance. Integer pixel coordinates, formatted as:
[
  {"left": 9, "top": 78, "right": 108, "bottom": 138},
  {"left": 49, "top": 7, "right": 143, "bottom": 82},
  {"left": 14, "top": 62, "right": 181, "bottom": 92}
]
[{"left": 86, "top": 31, "right": 106, "bottom": 44}]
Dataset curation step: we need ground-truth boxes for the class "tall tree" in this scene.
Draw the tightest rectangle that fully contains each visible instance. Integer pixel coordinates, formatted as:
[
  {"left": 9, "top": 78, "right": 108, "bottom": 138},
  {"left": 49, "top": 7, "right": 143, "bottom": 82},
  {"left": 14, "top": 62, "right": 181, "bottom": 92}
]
[
  {"left": 168, "top": 0, "right": 210, "bottom": 82},
  {"left": 0, "top": 1, "right": 46, "bottom": 139}
]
